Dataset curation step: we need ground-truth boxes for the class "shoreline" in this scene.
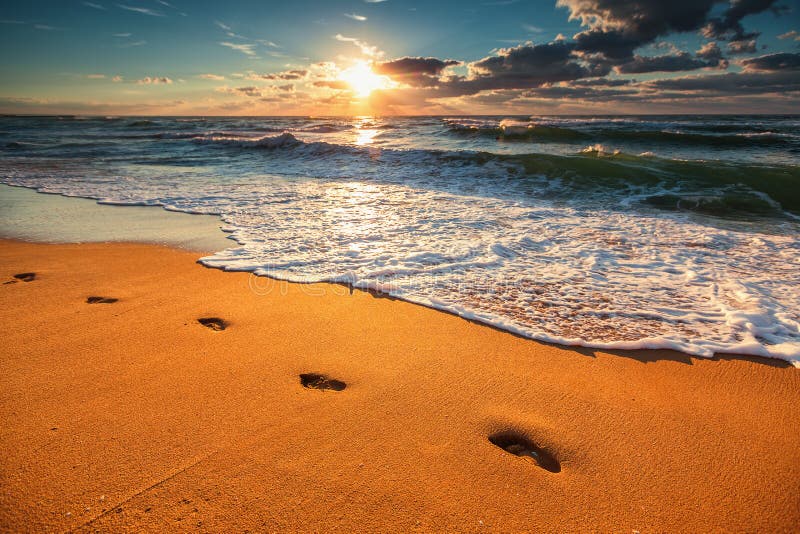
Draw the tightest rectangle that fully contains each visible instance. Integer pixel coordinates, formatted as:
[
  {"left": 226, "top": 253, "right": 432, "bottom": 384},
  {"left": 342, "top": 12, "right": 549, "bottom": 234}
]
[
  {"left": 1, "top": 237, "right": 798, "bottom": 531},
  {"left": 3, "top": 183, "right": 795, "bottom": 367},
  {"left": 0, "top": 183, "right": 232, "bottom": 252}
]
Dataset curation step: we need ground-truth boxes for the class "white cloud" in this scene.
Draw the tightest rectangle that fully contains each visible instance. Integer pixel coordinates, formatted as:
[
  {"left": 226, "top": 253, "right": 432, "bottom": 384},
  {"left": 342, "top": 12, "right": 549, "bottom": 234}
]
[
  {"left": 777, "top": 30, "right": 800, "bottom": 41},
  {"left": 87, "top": 74, "right": 106, "bottom": 79},
  {"left": 113, "top": 32, "right": 131, "bottom": 37},
  {"left": 136, "top": 76, "right": 173, "bottom": 84},
  {"left": 219, "top": 41, "right": 257, "bottom": 56},
  {"left": 334, "top": 33, "right": 383, "bottom": 57},
  {"left": 83, "top": 2, "right": 106, "bottom": 9},
  {"left": 214, "top": 20, "right": 231, "bottom": 31},
  {"left": 364, "top": 0, "right": 388, "bottom": 2},
  {"left": 34, "top": 24, "right": 56, "bottom": 30},
  {"left": 112, "top": 75, "right": 123, "bottom": 82},
  {"left": 117, "top": 4, "right": 165, "bottom": 17},
  {"left": 118, "top": 39, "right": 146, "bottom": 47},
  {"left": 345, "top": 13, "right": 367, "bottom": 21},
  {"left": 198, "top": 73, "right": 225, "bottom": 80}
]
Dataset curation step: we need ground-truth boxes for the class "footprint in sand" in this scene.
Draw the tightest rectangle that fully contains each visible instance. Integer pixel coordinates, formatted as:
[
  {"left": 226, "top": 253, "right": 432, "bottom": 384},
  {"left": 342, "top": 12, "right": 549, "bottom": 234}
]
[
  {"left": 86, "top": 296, "right": 118, "bottom": 304},
  {"left": 489, "top": 431, "right": 561, "bottom": 473},
  {"left": 4, "top": 272, "right": 36, "bottom": 284},
  {"left": 198, "top": 317, "right": 227, "bottom": 331},
  {"left": 300, "top": 373, "right": 346, "bottom": 391}
]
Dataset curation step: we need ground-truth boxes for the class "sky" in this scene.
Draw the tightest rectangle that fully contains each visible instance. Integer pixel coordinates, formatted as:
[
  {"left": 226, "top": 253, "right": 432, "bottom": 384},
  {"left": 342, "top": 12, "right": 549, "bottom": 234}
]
[{"left": 0, "top": 0, "right": 799, "bottom": 115}]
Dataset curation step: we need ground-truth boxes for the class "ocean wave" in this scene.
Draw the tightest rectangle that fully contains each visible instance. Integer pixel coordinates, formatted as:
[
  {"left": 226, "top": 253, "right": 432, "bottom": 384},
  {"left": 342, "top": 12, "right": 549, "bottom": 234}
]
[
  {"left": 298, "top": 123, "right": 351, "bottom": 133},
  {"left": 191, "top": 131, "right": 304, "bottom": 148},
  {"left": 182, "top": 131, "right": 800, "bottom": 215},
  {"left": 445, "top": 120, "right": 793, "bottom": 147},
  {"left": 126, "top": 119, "right": 159, "bottom": 128}
]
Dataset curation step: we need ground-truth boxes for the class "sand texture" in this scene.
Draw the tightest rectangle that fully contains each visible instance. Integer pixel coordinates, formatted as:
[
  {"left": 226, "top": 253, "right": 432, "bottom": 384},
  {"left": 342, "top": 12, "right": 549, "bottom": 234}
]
[{"left": 0, "top": 239, "right": 798, "bottom": 532}]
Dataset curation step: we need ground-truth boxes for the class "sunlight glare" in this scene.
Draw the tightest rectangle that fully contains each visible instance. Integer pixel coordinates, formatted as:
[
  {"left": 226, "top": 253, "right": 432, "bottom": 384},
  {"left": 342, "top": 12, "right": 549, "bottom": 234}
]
[{"left": 339, "top": 61, "right": 392, "bottom": 98}]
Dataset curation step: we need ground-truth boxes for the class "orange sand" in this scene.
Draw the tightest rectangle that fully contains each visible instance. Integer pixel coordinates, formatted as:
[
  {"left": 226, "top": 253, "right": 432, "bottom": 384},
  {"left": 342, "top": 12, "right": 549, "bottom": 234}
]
[{"left": 0, "top": 239, "right": 798, "bottom": 532}]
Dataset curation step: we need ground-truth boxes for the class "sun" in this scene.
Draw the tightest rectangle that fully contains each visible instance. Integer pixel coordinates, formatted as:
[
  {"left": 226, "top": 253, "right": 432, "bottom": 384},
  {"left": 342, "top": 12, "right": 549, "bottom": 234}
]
[{"left": 339, "top": 61, "right": 393, "bottom": 98}]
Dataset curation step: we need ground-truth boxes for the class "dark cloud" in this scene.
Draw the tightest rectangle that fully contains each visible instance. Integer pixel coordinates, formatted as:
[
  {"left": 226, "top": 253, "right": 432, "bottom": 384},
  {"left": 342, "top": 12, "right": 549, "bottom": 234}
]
[
  {"left": 615, "top": 52, "right": 722, "bottom": 73},
  {"left": 373, "top": 57, "right": 460, "bottom": 87},
  {"left": 561, "top": 0, "right": 718, "bottom": 60},
  {"left": 374, "top": 57, "right": 459, "bottom": 77},
  {"left": 560, "top": 0, "right": 778, "bottom": 62},
  {"left": 572, "top": 29, "right": 643, "bottom": 60},
  {"left": 740, "top": 52, "right": 800, "bottom": 71},
  {"left": 522, "top": 85, "right": 637, "bottom": 99},
  {"left": 571, "top": 77, "right": 634, "bottom": 86},
  {"left": 702, "top": 0, "right": 777, "bottom": 41},
  {"left": 645, "top": 69, "right": 800, "bottom": 94},
  {"left": 469, "top": 41, "right": 601, "bottom": 85}
]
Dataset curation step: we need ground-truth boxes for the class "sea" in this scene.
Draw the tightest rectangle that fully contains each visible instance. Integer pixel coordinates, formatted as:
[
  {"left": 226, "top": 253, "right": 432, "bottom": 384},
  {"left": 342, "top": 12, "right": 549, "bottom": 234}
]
[{"left": 1, "top": 114, "right": 798, "bottom": 365}]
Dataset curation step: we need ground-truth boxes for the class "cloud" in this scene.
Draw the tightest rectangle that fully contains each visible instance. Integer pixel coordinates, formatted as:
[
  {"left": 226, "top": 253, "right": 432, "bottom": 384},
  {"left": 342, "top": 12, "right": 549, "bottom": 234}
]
[
  {"left": 375, "top": 57, "right": 460, "bottom": 76},
  {"left": 696, "top": 41, "right": 723, "bottom": 61},
  {"left": 334, "top": 34, "right": 382, "bottom": 57},
  {"left": 313, "top": 80, "right": 350, "bottom": 89},
  {"left": 0, "top": 20, "right": 25, "bottom": 24},
  {"left": 740, "top": 52, "right": 800, "bottom": 71},
  {"left": 559, "top": 0, "right": 777, "bottom": 63},
  {"left": 136, "top": 76, "right": 173, "bottom": 84},
  {"left": 645, "top": 68, "right": 800, "bottom": 94},
  {"left": 117, "top": 4, "right": 165, "bottom": 17},
  {"left": 87, "top": 74, "right": 106, "bottom": 79},
  {"left": 373, "top": 41, "right": 606, "bottom": 101},
  {"left": 522, "top": 24, "right": 543, "bottom": 33},
  {"left": 374, "top": 57, "right": 460, "bottom": 86},
  {"left": 571, "top": 77, "right": 634, "bottom": 86},
  {"left": 113, "top": 32, "right": 131, "bottom": 37},
  {"left": 33, "top": 24, "right": 56, "bottom": 30},
  {"left": 198, "top": 74, "right": 225, "bottom": 80},
  {"left": 219, "top": 42, "right": 257, "bottom": 56},
  {"left": 615, "top": 52, "right": 722, "bottom": 73},
  {"left": 702, "top": 0, "right": 778, "bottom": 41},
  {"left": 233, "top": 86, "right": 262, "bottom": 97},
  {"left": 214, "top": 20, "right": 231, "bottom": 31},
  {"left": 727, "top": 39, "right": 757, "bottom": 54},
  {"left": 248, "top": 69, "right": 308, "bottom": 80},
  {"left": 216, "top": 86, "right": 265, "bottom": 97},
  {"left": 778, "top": 30, "right": 800, "bottom": 41},
  {"left": 468, "top": 41, "right": 599, "bottom": 87},
  {"left": 112, "top": 75, "right": 123, "bottom": 82},
  {"left": 118, "top": 40, "right": 146, "bottom": 47},
  {"left": 83, "top": 2, "right": 106, "bottom": 9},
  {"left": 364, "top": 0, "right": 388, "bottom": 3},
  {"left": 345, "top": 13, "right": 367, "bottom": 21},
  {"left": 560, "top": 0, "right": 717, "bottom": 45}
]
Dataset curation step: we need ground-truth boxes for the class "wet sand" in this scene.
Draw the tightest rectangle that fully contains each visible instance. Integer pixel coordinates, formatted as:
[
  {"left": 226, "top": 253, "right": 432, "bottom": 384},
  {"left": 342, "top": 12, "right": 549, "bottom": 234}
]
[{"left": 0, "top": 238, "right": 798, "bottom": 532}]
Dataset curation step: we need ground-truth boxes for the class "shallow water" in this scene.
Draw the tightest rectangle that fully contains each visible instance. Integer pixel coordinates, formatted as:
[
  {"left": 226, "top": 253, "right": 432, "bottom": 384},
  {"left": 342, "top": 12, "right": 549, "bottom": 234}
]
[{"left": 1, "top": 115, "right": 798, "bottom": 364}]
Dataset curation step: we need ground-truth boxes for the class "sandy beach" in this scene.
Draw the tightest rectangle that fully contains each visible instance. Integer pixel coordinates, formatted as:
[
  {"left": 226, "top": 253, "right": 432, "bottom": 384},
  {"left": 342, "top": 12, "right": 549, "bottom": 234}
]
[{"left": 1, "top": 237, "right": 798, "bottom": 532}]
